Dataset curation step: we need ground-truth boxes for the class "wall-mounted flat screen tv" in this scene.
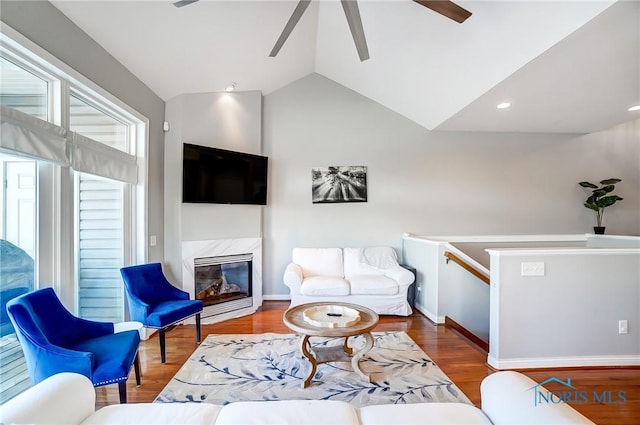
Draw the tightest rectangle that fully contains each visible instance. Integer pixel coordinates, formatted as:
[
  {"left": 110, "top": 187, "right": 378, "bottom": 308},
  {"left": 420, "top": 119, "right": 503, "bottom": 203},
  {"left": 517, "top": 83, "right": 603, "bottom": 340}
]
[{"left": 182, "top": 143, "right": 268, "bottom": 205}]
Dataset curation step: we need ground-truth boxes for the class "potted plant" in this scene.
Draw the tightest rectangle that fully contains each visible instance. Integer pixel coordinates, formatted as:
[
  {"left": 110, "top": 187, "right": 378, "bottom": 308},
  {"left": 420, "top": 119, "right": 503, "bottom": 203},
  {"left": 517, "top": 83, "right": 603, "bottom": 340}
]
[{"left": 578, "top": 178, "right": 623, "bottom": 234}]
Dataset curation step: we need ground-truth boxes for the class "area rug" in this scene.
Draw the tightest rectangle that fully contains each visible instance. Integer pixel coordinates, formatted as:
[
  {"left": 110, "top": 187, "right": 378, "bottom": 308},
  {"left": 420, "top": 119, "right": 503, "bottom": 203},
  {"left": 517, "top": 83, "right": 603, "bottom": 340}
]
[{"left": 155, "top": 331, "right": 472, "bottom": 407}]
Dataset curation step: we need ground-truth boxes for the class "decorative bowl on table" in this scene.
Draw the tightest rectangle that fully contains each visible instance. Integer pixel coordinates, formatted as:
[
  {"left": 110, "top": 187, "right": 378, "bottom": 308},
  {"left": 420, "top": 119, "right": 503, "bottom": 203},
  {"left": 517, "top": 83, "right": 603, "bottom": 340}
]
[{"left": 302, "top": 305, "right": 361, "bottom": 328}]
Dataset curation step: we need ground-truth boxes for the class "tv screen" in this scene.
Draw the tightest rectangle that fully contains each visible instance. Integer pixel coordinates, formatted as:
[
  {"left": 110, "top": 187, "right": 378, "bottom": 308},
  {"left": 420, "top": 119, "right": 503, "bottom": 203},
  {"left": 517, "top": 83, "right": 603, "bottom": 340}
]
[{"left": 182, "top": 143, "right": 268, "bottom": 205}]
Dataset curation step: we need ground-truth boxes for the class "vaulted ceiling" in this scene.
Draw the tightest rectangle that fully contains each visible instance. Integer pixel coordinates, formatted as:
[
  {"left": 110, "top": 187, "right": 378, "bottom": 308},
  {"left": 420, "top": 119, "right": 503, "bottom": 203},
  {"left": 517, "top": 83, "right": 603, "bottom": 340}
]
[{"left": 49, "top": 0, "right": 639, "bottom": 134}]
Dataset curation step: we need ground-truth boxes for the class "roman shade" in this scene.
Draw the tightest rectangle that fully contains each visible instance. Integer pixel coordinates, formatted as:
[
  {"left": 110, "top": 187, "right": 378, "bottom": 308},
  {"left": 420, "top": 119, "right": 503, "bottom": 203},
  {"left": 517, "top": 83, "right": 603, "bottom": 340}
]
[
  {"left": 0, "top": 104, "right": 138, "bottom": 183},
  {"left": 70, "top": 132, "right": 137, "bottom": 184},
  {"left": 0, "top": 105, "right": 69, "bottom": 165}
]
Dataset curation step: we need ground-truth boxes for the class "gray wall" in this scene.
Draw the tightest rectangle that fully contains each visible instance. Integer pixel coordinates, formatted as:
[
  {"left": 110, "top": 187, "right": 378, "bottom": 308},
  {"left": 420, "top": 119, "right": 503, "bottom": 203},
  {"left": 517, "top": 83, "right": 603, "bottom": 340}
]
[
  {"left": 7, "top": 0, "right": 637, "bottom": 300},
  {"left": 488, "top": 249, "right": 640, "bottom": 366},
  {"left": 263, "top": 73, "right": 640, "bottom": 297},
  {"left": 0, "top": 0, "right": 166, "bottom": 262}
]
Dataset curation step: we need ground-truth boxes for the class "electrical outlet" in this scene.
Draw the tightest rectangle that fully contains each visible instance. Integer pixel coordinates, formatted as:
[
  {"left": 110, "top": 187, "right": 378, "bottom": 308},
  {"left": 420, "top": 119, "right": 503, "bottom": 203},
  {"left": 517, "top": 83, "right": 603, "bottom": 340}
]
[
  {"left": 521, "top": 262, "right": 545, "bottom": 276},
  {"left": 619, "top": 320, "right": 629, "bottom": 334}
]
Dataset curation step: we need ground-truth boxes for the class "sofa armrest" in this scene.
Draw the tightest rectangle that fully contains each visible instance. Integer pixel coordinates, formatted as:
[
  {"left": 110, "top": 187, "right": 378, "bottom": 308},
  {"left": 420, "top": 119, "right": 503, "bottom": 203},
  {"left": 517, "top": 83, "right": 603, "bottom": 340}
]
[
  {"left": 0, "top": 372, "right": 95, "bottom": 425},
  {"left": 481, "top": 371, "right": 595, "bottom": 424},
  {"left": 283, "top": 263, "right": 303, "bottom": 295},
  {"left": 384, "top": 266, "right": 415, "bottom": 289}
]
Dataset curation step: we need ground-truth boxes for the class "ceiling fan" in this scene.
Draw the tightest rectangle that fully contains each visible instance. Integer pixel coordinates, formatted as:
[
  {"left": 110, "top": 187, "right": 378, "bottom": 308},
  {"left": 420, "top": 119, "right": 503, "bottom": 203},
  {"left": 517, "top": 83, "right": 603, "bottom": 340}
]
[{"left": 173, "top": 0, "right": 472, "bottom": 62}]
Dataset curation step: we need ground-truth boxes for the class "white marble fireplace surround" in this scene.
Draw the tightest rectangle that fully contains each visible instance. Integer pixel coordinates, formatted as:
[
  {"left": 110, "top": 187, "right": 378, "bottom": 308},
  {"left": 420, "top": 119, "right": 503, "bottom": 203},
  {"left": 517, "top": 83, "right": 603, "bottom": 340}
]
[{"left": 182, "top": 238, "right": 262, "bottom": 324}]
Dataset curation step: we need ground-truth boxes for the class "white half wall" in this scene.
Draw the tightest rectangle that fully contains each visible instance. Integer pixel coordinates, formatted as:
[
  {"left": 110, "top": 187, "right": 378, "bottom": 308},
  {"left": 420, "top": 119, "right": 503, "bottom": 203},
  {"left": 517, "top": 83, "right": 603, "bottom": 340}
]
[{"left": 488, "top": 248, "right": 640, "bottom": 368}]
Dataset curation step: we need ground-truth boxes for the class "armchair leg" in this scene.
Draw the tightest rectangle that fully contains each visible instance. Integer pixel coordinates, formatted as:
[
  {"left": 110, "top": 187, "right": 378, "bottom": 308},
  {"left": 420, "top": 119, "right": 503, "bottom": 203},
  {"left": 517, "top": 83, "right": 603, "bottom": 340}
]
[
  {"left": 196, "top": 313, "right": 201, "bottom": 343},
  {"left": 159, "top": 328, "right": 166, "bottom": 363},
  {"left": 118, "top": 381, "right": 127, "bottom": 403},
  {"left": 134, "top": 352, "right": 141, "bottom": 385}
]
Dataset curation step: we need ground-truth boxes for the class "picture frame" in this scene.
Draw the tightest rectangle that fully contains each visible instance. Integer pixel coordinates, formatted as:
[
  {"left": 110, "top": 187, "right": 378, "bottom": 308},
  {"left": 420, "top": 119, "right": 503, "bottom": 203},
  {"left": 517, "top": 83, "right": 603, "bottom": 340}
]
[{"left": 311, "top": 166, "right": 367, "bottom": 204}]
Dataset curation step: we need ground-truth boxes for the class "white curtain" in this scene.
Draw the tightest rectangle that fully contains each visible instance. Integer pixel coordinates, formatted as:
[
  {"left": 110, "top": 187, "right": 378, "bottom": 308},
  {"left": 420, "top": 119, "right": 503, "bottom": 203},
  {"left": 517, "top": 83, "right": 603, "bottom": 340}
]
[
  {"left": 70, "top": 132, "right": 137, "bottom": 184},
  {"left": 0, "top": 104, "right": 69, "bottom": 165}
]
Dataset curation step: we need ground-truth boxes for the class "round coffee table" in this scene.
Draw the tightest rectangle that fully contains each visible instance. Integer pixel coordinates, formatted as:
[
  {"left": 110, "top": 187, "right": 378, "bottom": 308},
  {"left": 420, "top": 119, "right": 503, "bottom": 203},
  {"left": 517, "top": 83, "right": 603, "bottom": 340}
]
[{"left": 283, "top": 301, "right": 379, "bottom": 388}]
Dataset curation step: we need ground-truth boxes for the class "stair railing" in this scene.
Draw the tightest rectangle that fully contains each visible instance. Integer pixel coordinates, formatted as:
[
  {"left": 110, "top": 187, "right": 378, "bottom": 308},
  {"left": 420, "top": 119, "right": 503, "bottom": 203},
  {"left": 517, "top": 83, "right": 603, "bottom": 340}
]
[{"left": 442, "top": 248, "right": 490, "bottom": 352}]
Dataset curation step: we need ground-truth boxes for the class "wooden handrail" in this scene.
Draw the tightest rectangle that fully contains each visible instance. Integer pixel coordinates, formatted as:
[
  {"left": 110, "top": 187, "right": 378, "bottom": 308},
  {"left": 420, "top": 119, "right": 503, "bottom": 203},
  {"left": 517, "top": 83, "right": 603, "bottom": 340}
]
[{"left": 443, "top": 251, "right": 490, "bottom": 285}]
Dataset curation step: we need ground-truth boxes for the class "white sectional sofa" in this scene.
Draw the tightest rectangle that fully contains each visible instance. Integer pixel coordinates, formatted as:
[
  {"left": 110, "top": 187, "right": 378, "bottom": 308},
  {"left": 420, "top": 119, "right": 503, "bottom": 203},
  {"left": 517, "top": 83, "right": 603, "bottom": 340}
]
[
  {"left": 0, "top": 371, "right": 594, "bottom": 424},
  {"left": 283, "top": 247, "right": 415, "bottom": 316}
]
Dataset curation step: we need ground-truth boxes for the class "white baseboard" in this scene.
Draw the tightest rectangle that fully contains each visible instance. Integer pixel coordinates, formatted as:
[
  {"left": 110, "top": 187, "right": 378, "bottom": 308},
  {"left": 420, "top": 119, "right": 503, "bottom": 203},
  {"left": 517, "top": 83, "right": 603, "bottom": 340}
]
[
  {"left": 262, "top": 294, "right": 291, "bottom": 301},
  {"left": 488, "top": 354, "right": 640, "bottom": 369},
  {"left": 414, "top": 303, "right": 445, "bottom": 324}
]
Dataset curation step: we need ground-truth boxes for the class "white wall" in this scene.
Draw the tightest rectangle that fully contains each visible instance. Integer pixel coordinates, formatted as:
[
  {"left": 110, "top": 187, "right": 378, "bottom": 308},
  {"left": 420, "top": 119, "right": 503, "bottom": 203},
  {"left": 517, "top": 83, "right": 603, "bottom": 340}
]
[
  {"left": 262, "top": 73, "right": 640, "bottom": 297},
  {"left": 488, "top": 248, "right": 640, "bottom": 368},
  {"left": 402, "top": 238, "right": 441, "bottom": 321},
  {"left": 163, "top": 91, "right": 263, "bottom": 282},
  {"left": 403, "top": 236, "right": 491, "bottom": 340}
]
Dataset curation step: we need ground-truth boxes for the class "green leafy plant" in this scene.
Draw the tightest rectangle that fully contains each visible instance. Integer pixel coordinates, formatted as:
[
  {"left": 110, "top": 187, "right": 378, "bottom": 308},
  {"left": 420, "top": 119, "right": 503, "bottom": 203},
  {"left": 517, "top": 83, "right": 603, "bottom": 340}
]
[{"left": 578, "top": 178, "right": 623, "bottom": 227}]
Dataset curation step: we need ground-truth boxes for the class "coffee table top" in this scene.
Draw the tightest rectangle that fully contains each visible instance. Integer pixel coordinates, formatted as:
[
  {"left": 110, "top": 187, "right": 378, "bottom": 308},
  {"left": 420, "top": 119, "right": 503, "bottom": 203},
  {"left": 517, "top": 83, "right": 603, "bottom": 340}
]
[{"left": 283, "top": 302, "right": 379, "bottom": 337}]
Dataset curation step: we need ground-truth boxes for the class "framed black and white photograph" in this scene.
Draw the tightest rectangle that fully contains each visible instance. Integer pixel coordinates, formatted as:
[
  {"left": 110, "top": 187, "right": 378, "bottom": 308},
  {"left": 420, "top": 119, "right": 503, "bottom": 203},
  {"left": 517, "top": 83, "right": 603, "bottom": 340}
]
[{"left": 311, "top": 166, "right": 367, "bottom": 204}]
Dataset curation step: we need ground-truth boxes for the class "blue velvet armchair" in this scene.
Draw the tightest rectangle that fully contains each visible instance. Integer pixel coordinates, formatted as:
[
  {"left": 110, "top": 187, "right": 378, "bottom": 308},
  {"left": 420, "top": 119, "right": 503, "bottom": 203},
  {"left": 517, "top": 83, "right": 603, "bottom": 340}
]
[
  {"left": 120, "top": 263, "right": 202, "bottom": 363},
  {"left": 6, "top": 287, "right": 140, "bottom": 403}
]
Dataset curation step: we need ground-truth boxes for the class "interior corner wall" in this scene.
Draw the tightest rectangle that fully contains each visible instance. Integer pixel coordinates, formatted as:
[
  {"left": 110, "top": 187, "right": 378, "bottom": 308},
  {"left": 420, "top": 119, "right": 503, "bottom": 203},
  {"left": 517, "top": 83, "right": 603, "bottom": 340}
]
[
  {"left": 0, "top": 1, "right": 166, "bottom": 262},
  {"left": 163, "top": 91, "right": 263, "bottom": 283},
  {"left": 262, "top": 73, "right": 640, "bottom": 298}
]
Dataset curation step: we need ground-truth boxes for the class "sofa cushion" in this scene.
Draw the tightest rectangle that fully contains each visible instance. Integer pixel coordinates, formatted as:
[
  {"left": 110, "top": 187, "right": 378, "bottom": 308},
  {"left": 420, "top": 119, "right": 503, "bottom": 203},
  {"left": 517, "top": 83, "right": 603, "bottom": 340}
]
[
  {"left": 349, "top": 275, "right": 399, "bottom": 295},
  {"left": 215, "top": 400, "right": 360, "bottom": 425},
  {"left": 343, "top": 247, "right": 398, "bottom": 277},
  {"left": 300, "top": 276, "right": 350, "bottom": 296},
  {"left": 293, "top": 248, "right": 344, "bottom": 278},
  {"left": 81, "top": 404, "right": 222, "bottom": 425},
  {"left": 359, "top": 403, "right": 492, "bottom": 425}
]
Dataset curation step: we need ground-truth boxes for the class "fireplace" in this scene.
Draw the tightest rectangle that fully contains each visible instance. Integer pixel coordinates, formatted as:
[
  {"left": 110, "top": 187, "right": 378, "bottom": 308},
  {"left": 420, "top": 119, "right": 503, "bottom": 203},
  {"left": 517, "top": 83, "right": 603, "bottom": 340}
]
[
  {"left": 194, "top": 254, "right": 253, "bottom": 314},
  {"left": 183, "top": 238, "right": 262, "bottom": 323}
]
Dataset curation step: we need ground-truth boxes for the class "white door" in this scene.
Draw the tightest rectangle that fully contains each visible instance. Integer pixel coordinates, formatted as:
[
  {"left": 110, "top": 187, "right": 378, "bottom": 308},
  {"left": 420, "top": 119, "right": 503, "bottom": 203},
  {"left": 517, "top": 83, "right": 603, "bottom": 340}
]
[{"left": 4, "top": 161, "right": 36, "bottom": 259}]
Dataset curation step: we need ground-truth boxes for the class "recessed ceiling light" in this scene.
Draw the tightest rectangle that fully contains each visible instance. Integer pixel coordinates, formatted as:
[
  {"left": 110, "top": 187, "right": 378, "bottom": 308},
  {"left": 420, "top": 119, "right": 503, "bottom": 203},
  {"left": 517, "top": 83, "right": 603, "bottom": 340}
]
[
  {"left": 628, "top": 104, "right": 640, "bottom": 112},
  {"left": 496, "top": 102, "right": 511, "bottom": 110},
  {"left": 225, "top": 82, "right": 236, "bottom": 92}
]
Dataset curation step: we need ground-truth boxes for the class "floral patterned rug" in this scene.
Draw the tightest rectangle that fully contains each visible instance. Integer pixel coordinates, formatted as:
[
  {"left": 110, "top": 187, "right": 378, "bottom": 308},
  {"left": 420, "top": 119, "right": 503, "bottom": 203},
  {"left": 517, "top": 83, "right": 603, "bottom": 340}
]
[{"left": 155, "top": 331, "right": 472, "bottom": 406}]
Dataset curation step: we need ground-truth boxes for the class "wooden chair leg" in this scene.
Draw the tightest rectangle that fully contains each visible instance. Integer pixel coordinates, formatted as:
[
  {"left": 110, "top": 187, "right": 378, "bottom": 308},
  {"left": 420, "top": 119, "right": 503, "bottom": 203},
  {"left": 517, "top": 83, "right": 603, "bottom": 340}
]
[
  {"left": 196, "top": 313, "right": 201, "bottom": 343},
  {"left": 134, "top": 352, "right": 141, "bottom": 385},
  {"left": 159, "top": 328, "right": 166, "bottom": 363},
  {"left": 118, "top": 381, "right": 127, "bottom": 403}
]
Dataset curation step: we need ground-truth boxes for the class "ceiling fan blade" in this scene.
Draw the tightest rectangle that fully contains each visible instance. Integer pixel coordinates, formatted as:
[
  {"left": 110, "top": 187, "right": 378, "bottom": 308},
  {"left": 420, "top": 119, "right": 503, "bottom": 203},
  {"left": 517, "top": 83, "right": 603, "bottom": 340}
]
[
  {"left": 173, "top": 0, "right": 199, "bottom": 8},
  {"left": 269, "top": 0, "right": 312, "bottom": 57},
  {"left": 341, "top": 0, "right": 370, "bottom": 62},
  {"left": 413, "top": 0, "right": 472, "bottom": 23}
]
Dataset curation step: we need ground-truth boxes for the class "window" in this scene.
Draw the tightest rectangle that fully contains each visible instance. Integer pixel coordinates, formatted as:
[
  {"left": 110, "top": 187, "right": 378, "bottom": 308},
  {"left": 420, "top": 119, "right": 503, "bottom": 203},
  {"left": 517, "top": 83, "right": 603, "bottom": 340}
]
[
  {"left": 0, "top": 55, "right": 45, "bottom": 404},
  {"left": 0, "top": 56, "right": 47, "bottom": 120},
  {"left": 70, "top": 95, "right": 128, "bottom": 152},
  {"left": 0, "top": 27, "right": 148, "bottom": 401},
  {"left": 75, "top": 173, "right": 125, "bottom": 322},
  {"left": 70, "top": 94, "right": 133, "bottom": 322}
]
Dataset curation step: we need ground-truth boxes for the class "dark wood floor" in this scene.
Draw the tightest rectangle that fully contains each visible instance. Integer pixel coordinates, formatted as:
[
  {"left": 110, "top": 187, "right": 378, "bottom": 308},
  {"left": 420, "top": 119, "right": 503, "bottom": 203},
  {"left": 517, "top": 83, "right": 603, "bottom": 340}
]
[{"left": 98, "top": 301, "right": 640, "bottom": 424}]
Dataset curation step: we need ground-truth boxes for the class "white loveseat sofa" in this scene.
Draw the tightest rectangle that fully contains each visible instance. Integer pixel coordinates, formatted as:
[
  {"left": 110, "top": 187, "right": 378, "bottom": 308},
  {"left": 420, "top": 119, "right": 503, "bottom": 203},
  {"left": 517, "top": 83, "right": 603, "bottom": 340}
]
[
  {"left": 283, "top": 247, "right": 415, "bottom": 316},
  {"left": 0, "top": 371, "right": 594, "bottom": 424}
]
